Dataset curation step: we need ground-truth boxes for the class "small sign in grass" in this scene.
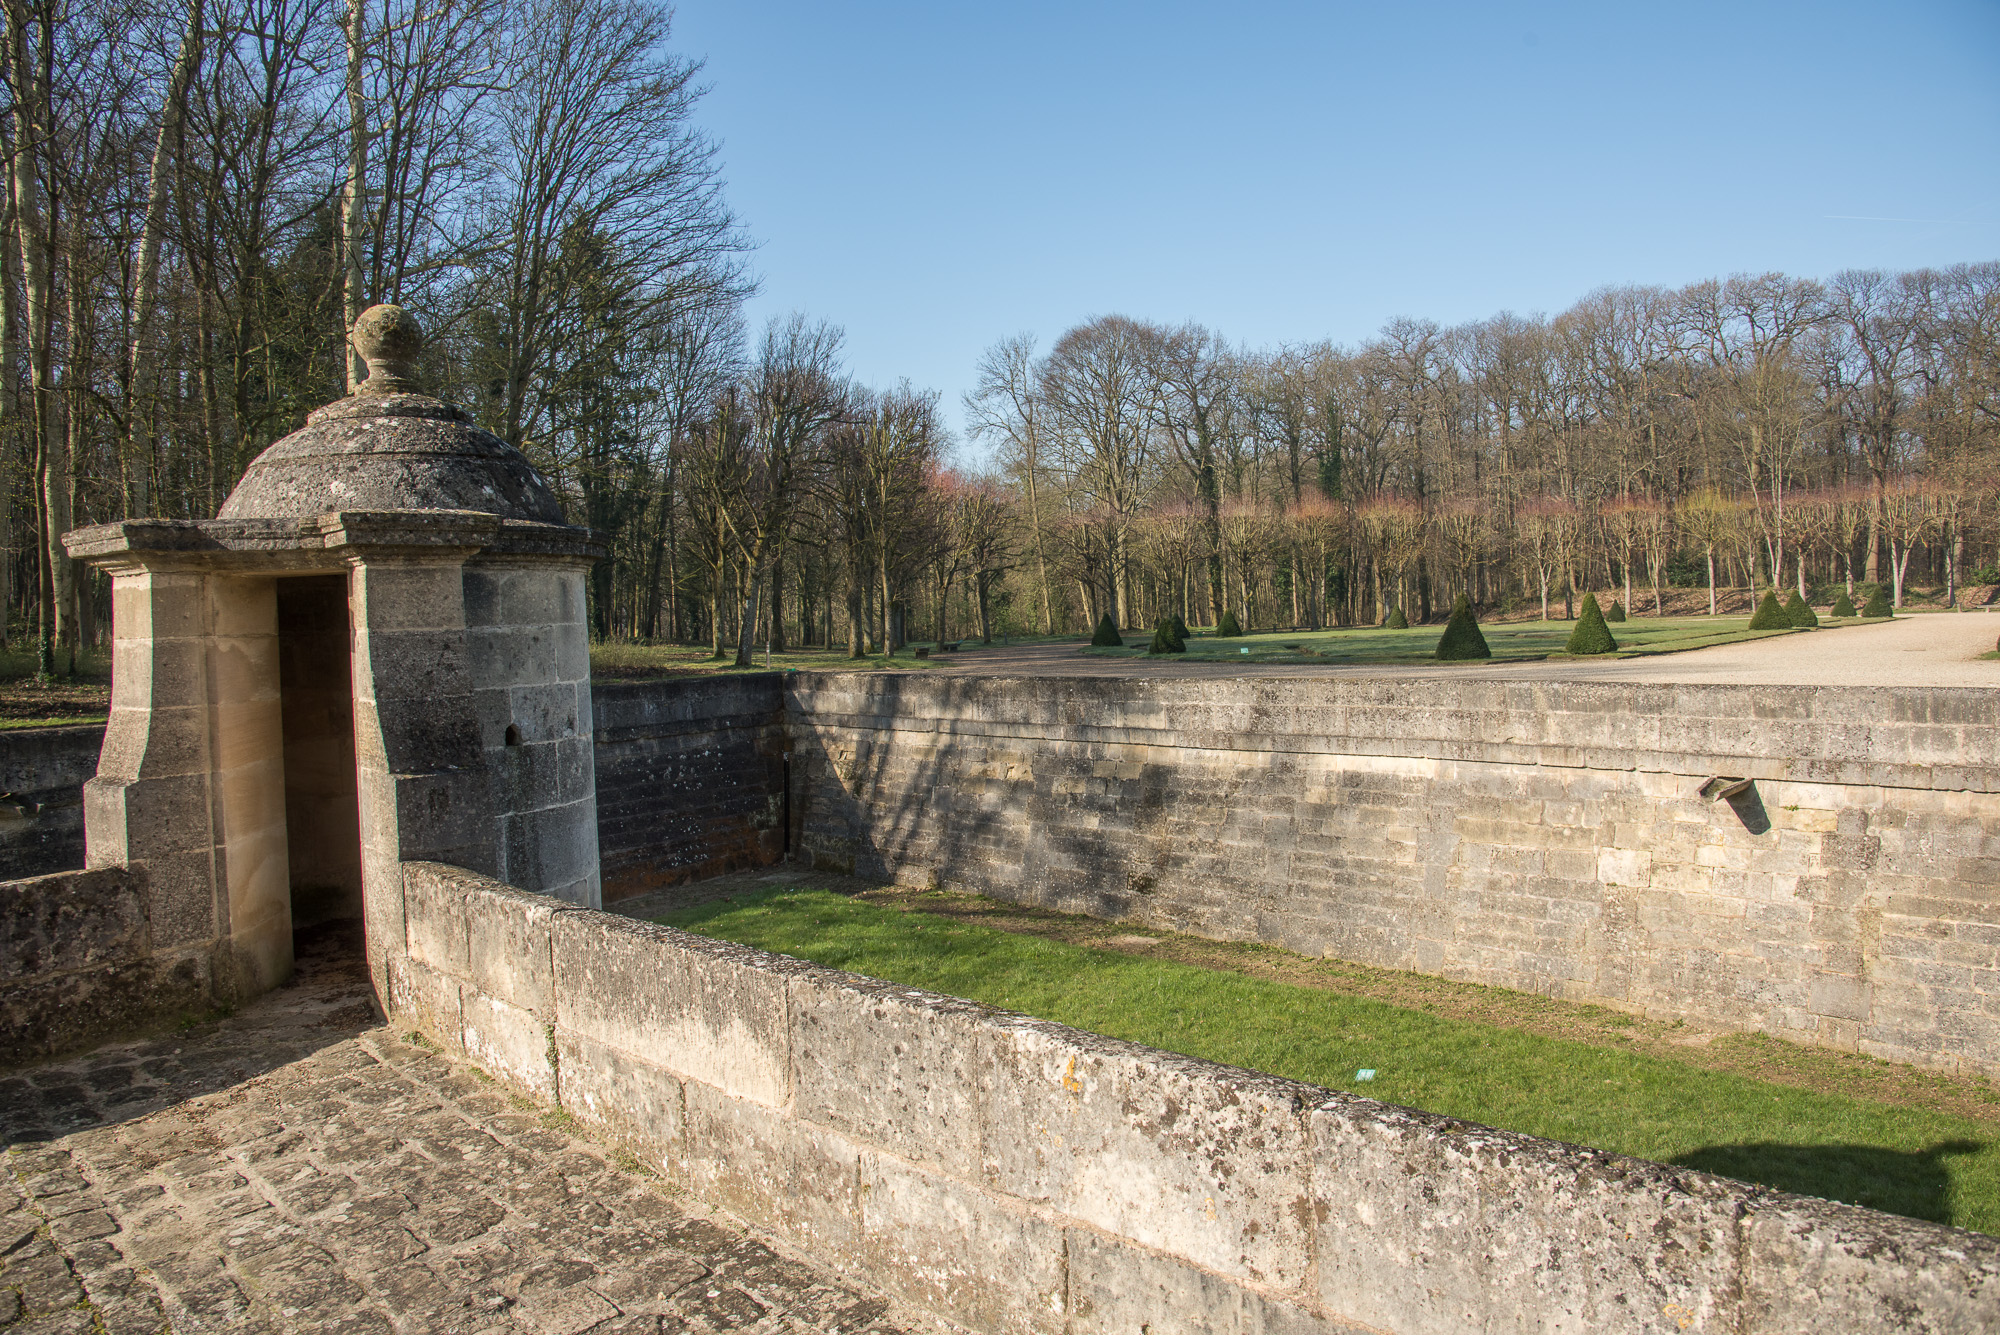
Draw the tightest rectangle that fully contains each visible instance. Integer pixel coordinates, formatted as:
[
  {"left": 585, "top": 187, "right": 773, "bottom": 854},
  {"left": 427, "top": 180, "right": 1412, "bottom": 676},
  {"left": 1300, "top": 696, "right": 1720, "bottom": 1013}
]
[{"left": 659, "top": 887, "right": 1999, "bottom": 1234}]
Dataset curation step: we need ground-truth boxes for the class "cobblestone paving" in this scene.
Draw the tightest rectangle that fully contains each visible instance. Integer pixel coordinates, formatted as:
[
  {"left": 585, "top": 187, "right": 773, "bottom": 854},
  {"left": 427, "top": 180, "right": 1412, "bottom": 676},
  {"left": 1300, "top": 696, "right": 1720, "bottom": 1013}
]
[{"left": 0, "top": 932, "right": 930, "bottom": 1334}]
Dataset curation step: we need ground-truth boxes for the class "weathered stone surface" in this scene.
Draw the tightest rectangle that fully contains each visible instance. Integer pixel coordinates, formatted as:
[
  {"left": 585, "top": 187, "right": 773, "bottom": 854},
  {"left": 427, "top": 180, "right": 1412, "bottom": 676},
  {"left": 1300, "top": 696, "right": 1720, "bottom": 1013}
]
[
  {"left": 1312, "top": 1097, "right": 1752, "bottom": 1334},
  {"left": 789, "top": 672, "right": 2000, "bottom": 1074},
  {"left": 0, "top": 725, "right": 104, "bottom": 881},
  {"left": 981, "top": 1019, "right": 1317, "bottom": 1287},
  {"left": 388, "top": 860, "right": 2000, "bottom": 1335},
  {"left": 590, "top": 676, "right": 788, "bottom": 902},
  {"left": 219, "top": 393, "right": 564, "bottom": 524},
  {"left": 550, "top": 910, "right": 798, "bottom": 1107},
  {"left": 0, "top": 934, "right": 932, "bottom": 1335},
  {"left": 789, "top": 971, "right": 990, "bottom": 1179},
  {"left": 0, "top": 867, "right": 224, "bottom": 1069}
]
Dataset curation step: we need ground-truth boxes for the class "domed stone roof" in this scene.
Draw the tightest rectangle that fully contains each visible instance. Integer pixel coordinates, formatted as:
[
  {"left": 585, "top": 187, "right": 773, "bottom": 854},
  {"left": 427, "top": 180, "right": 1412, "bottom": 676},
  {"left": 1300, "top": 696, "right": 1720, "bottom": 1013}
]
[{"left": 219, "top": 305, "right": 565, "bottom": 524}]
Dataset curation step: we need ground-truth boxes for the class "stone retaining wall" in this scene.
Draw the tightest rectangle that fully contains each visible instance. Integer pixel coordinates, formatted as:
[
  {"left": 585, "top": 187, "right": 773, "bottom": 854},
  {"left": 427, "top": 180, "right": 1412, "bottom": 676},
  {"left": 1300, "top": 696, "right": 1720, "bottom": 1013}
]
[
  {"left": 0, "top": 723, "right": 106, "bottom": 880},
  {"left": 591, "top": 675, "right": 787, "bottom": 901},
  {"left": 789, "top": 674, "right": 2000, "bottom": 1075},
  {"left": 0, "top": 865, "right": 213, "bottom": 1067},
  {"left": 386, "top": 859, "right": 2000, "bottom": 1335},
  {"left": 0, "top": 673, "right": 792, "bottom": 906}
]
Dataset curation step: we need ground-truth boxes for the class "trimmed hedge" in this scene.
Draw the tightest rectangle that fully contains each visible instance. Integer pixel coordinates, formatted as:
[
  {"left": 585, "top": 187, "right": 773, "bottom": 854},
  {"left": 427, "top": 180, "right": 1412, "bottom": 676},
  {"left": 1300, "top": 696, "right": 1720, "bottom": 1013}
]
[
  {"left": 1148, "top": 615, "right": 1186, "bottom": 654},
  {"left": 1607, "top": 600, "right": 1626, "bottom": 622},
  {"left": 1384, "top": 606, "right": 1409, "bottom": 629},
  {"left": 1746, "top": 589, "right": 1789, "bottom": 630},
  {"left": 1435, "top": 593, "right": 1491, "bottom": 660},
  {"left": 1783, "top": 591, "right": 1819, "bottom": 628},
  {"left": 1090, "top": 612, "right": 1123, "bottom": 647},
  {"left": 1564, "top": 593, "right": 1619, "bottom": 654},
  {"left": 1830, "top": 589, "right": 1857, "bottom": 617},
  {"left": 1171, "top": 612, "right": 1191, "bottom": 642},
  {"left": 1215, "top": 609, "right": 1244, "bottom": 638},
  {"left": 1862, "top": 585, "right": 1893, "bottom": 618}
]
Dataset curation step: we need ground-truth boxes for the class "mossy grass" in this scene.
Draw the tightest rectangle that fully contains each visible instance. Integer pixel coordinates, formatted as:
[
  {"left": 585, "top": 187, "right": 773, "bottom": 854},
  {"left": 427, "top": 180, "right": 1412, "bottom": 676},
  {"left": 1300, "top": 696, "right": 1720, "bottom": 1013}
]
[
  {"left": 1383, "top": 605, "right": 1409, "bottom": 630},
  {"left": 1746, "top": 589, "right": 1790, "bottom": 630},
  {"left": 1090, "top": 612, "right": 1124, "bottom": 647},
  {"left": 1434, "top": 593, "right": 1490, "bottom": 660},
  {"left": 1606, "top": 599, "right": 1626, "bottom": 622},
  {"left": 1830, "top": 589, "right": 1858, "bottom": 618},
  {"left": 1783, "top": 591, "right": 1819, "bottom": 628},
  {"left": 1563, "top": 593, "right": 1618, "bottom": 654},
  {"left": 1214, "top": 609, "right": 1244, "bottom": 638},
  {"left": 1862, "top": 585, "right": 1894, "bottom": 618},
  {"left": 662, "top": 887, "right": 2000, "bottom": 1233}
]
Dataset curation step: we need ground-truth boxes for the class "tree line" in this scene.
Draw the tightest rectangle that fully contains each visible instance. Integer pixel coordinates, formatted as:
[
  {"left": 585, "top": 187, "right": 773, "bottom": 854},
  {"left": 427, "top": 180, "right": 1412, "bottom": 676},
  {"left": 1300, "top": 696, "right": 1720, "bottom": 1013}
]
[
  {"left": 961, "top": 269, "right": 1998, "bottom": 643},
  {"left": 5, "top": 0, "right": 1993, "bottom": 668},
  {"left": 1, "top": 0, "right": 747, "bottom": 672}
]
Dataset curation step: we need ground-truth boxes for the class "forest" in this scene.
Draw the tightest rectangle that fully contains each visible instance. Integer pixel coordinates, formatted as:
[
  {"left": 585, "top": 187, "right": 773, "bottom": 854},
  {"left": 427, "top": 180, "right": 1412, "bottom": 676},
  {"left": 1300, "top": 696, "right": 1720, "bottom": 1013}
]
[{"left": 3, "top": 0, "right": 1995, "bottom": 673}]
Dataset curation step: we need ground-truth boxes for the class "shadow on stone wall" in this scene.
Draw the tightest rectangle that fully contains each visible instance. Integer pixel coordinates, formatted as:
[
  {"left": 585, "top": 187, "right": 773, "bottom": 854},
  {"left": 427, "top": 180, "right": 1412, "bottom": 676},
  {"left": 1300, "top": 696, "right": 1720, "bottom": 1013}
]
[{"left": 1673, "top": 1138, "right": 1984, "bottom": 1227}]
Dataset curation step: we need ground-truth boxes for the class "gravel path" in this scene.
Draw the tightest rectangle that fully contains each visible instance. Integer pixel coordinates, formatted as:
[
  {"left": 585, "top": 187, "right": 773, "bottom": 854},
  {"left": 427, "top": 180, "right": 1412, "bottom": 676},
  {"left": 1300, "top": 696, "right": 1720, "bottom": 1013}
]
[
  {"left": 925, "top": 610, "right": 2000, "bottom": 688},
  {"left": 0, "top": 933, "right": 926, "bottom": 1335}
]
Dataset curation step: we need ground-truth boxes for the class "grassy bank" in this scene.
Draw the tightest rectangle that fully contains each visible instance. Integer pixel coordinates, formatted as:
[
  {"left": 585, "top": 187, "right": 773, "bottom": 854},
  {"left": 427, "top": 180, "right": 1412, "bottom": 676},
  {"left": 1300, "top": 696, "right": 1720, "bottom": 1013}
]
[
  {"left": 1087, "top": 613, "right": 1886, "bottom": 665},
  {"left": 658, "top": 885, "right": 1997, "bottom": 1234}
]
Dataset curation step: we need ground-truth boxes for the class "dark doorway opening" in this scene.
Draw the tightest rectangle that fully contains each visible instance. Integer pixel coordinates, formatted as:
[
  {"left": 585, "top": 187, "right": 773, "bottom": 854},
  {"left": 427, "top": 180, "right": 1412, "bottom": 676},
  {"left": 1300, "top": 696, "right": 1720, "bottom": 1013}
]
[{"left": 277, "top": 574, "right": 363, "bottom": 934}]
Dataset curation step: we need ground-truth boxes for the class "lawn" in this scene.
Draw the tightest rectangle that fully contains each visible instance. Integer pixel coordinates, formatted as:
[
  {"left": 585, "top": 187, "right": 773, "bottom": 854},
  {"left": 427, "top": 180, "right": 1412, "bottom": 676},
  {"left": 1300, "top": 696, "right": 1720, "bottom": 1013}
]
[
  {"left": 658, "top": 886, "right": 1998, "bottom": 1234},
  {"left": 1087, "top": 613, "right": 1887, "bottom": 665},
  {"left": 590, "top": 642, "right": 944, "bottom": 679}
]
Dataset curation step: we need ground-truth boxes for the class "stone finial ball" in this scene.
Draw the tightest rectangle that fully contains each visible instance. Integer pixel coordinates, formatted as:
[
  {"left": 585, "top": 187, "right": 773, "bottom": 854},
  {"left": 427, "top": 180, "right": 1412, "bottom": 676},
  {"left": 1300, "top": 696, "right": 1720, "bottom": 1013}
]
[{"left": 351, "top": 304, "right": 423, "bottom": 394}]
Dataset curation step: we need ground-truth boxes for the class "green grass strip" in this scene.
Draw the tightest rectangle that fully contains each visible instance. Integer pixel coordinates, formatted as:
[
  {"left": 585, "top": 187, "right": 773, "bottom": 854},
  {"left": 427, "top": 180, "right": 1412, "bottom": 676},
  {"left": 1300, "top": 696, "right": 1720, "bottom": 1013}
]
[{"left": 660, "top": 888, "right": 1997, "bottom": 1234}]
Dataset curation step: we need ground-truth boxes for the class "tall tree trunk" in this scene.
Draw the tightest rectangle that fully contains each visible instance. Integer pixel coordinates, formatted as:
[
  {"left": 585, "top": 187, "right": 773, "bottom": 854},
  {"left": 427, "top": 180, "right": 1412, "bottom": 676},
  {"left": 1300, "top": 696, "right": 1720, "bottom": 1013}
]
[
  {"left": 342, "top": 0, "right": 369, "bottom": 389},
  {"left": 8, "top": 0, "right": 63, "bottom": 675},
  {"left": 125, "top": 0, "right": 200, "bottom": 515}
]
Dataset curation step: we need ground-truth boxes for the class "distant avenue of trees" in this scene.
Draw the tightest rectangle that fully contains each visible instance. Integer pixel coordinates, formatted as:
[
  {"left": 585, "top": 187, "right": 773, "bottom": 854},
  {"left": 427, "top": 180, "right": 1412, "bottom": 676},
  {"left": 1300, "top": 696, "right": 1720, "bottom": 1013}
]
[{"left": 7, "top": 0, "right": 1994, "bottom": 670}]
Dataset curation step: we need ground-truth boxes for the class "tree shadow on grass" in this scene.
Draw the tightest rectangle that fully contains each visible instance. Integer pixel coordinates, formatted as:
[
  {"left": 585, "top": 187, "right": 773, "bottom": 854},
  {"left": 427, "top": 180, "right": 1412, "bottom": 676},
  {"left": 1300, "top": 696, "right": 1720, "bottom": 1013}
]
[{"left": 1674, "top": 1139, "right": 1984, "bottom": 1225}]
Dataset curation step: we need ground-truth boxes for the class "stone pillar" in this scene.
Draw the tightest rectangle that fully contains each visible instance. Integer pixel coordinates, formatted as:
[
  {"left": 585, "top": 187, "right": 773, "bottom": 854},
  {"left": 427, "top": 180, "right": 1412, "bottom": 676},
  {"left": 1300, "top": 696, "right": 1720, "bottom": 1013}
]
[
  {"left": 464, "top": 559, "right": 601, "bottom": 908},
  {"left": 348, "top": 554, "right": 492, "bottom": 1002},
  {"left": 85, "top": 565, "right": 291, "bottom": 1000}
]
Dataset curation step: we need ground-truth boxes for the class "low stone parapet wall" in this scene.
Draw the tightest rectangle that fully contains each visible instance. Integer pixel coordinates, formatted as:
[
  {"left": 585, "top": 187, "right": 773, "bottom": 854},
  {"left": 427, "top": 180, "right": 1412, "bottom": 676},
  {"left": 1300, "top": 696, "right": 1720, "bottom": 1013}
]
[
  {"left": 386, "top": 859, "right": 2000, "bottom": 1335},
  {"left": 790, "top": 674, "right": 2000, "bottom": 1076},
  {"left": 0, "top": 864, "right": 213, "bottom": 1067}
]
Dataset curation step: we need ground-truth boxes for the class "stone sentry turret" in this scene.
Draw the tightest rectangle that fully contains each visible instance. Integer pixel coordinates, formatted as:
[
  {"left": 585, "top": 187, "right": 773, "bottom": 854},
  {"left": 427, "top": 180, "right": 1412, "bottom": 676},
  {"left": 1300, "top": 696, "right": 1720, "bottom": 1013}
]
[{"left": 65, "top": 306, "right": 604, "bottom": 1009}]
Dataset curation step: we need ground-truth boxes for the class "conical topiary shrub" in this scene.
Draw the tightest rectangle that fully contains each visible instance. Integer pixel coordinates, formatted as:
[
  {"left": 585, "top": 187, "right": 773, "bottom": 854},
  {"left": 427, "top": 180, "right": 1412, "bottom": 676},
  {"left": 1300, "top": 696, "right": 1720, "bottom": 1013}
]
[
  {"left": 1148, "top": 615, "right": 1186, "bottom": 654},
  {"left": 1435, "top": 593, "right": 1491, "bottom": 660},
  {"left": 1783, "top": 591, "right": 1819, "bottom": 628},
  {"left": 1862, "top": 585, "right": 1893, "bottom": 618},
  {"left": 1746, "top": 589, "right": 1789, "bottom": 630},
  {"left": 1215, "top": 609, "right": 1243, "bottom": 638},
  {"left": 1607, "top": 599, "right": 1626, "bottom": 622},
  {"left": 1172, "top": 612, "right": 1191, "bottom": 643},
  {"left": 1090, "top": 611, "right": 1123, "bottom": 647},
  {"left": 1384, "top": 605, "right": 1409, "bottom": 630},
  {"left": 1564, "top": 593, "right": 1619, "bottom": 654},
  {"left": 1830, "top": 589, "right": 1857, "bottom": 617}
]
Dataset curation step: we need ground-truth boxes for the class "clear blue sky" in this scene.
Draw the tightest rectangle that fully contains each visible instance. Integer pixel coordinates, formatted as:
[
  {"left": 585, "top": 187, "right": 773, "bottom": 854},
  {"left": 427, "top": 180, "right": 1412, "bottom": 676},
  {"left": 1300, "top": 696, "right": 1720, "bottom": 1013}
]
[{"left": 671, "top": 1, "right": 2000, "bottom": 454}]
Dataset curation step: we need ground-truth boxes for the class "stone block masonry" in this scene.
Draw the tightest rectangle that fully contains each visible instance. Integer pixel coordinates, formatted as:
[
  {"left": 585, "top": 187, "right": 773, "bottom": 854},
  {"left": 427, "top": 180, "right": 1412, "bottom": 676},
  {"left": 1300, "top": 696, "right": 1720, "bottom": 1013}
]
[
  {"left": 0, "top": 723, "right": 103, "bottom": 881},
  {"left": 790, "top": 674, "right": 2000, "bottom": 1076},
  {"left": 388, "top": 860, "right": 2000, "bottom": 1335},
  {"left": 0, "top": 865, "right": 213, "bottom": 1066},
  {"left": 0, "top": 672, "right": 788, "bottom": 908},
  {"left": 592, "top": 673, "right": 789, "bottom": 901}
]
